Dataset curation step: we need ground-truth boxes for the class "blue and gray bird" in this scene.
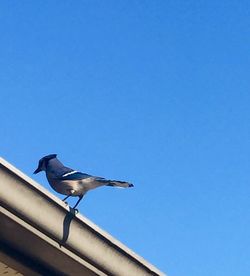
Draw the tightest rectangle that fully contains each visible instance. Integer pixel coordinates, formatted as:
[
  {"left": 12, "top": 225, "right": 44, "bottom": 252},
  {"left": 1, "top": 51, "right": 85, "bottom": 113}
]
[{"left": 34, "top": 154, "right": 133, "bottom": 209}]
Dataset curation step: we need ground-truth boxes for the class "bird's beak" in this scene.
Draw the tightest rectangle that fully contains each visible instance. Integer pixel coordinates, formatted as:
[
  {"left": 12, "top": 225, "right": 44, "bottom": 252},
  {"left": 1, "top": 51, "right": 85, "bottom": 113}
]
[{"left": 33, "top": 167, "right": 42, "bottom": 174}]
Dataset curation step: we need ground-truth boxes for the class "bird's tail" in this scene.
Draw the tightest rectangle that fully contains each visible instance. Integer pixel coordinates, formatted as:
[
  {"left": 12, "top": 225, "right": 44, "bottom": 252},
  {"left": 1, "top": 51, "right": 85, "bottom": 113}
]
[{"left": 106, "top": 180, "right": 134, "bottom": 188}]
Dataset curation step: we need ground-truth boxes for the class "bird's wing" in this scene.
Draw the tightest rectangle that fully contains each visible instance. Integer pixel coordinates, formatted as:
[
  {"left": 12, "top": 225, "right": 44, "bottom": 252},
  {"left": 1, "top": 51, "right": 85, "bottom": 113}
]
[
  {"left": 52, "top": 166, "right": 74, "bottom": 178},
  {"left": 59, "top": 170, "right": 92, "bottom": 181}
]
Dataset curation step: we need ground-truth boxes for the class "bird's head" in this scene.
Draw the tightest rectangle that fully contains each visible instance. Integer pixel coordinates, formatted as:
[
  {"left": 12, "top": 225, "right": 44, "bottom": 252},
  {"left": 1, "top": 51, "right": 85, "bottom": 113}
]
[{"left": 34, "top": 154, "right": 57, "bottom": 174}]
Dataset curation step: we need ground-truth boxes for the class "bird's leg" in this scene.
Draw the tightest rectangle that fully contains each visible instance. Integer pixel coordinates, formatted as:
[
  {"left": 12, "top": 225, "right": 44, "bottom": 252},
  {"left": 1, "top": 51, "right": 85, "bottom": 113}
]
[
  {"left": 72, "top": 195, "right": 84, "bottom": 212},
  {"left": 62, "top": 194, "right": 71, "bottom": 202},
  {"left": 62, "top": 189, "right": 75, "bottom": 205}
]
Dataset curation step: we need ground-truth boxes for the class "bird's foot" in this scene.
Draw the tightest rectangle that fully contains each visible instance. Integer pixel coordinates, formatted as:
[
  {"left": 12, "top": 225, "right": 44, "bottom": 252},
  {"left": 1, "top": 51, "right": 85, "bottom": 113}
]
[{"left": 73, "top": 208, "right": 79, "bottom": 214}]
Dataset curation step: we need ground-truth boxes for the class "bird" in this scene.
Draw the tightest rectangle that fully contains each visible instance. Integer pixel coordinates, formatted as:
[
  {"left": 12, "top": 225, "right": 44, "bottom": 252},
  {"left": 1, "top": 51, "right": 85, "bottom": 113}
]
[{"left": 34, "top": 154, "right": 133, "bottom": 210}]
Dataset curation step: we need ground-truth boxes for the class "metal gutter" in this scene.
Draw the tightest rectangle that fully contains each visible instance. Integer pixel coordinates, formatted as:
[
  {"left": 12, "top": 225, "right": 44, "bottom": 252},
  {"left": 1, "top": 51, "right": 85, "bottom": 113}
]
[{"left": 0, "top": 157, "right": 165, "bottom": 276}]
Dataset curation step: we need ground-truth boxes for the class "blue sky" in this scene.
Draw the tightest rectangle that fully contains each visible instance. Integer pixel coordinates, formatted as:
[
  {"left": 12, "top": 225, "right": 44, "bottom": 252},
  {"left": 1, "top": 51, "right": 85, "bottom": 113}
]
[{"left": 1, "top": 1, "right": 250, "bottom": 275}]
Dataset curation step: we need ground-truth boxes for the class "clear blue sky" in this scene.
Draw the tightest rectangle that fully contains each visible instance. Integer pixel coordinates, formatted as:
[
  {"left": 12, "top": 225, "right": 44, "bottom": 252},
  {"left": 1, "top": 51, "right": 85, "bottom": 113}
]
[{"left": 1, "top": 1, "right": 250, "bottom": 275}]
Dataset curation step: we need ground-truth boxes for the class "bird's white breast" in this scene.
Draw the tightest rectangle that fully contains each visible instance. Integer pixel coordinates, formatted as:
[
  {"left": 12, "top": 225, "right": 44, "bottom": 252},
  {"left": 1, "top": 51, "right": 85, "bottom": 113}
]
[{"left": 47, "top": 175, "right": 105, "bottom": 196}]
